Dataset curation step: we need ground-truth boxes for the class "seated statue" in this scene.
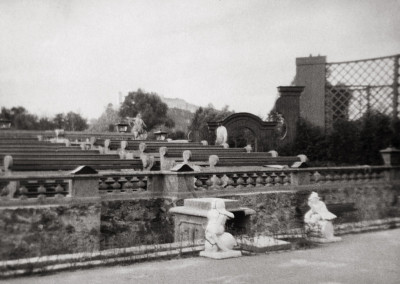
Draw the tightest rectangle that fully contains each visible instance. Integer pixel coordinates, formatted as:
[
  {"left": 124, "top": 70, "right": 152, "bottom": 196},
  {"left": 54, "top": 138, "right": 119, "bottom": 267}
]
[
  {"left": 204, "top": 199, "right": 237, "bottom": 252},
  {"left": 304, "top": 192, "right": 341, "bottom": 242}
]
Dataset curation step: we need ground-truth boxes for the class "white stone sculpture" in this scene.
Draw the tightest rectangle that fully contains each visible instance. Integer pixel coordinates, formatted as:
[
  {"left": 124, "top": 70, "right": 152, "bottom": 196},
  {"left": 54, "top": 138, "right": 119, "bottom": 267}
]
[
  {"left": 200, "top": 199, "right": 241, "bottom": 259},
  {"left": 215, "top": 124, "right": 228, "bottom": 146},
  {"left": 304, "top": 192, "right": 342, "bottom": 243},
  {"left": 129, "top": 113, "right": 147, "bottom": 140}
]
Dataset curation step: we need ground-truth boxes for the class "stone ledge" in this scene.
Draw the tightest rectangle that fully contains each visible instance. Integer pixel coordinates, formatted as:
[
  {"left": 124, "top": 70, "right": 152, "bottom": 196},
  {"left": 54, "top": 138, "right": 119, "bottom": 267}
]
[
  {"left": 0, "top": 241, "right": 205, "bottom": 278},
  {"left": 199, "top": 250, "right": 242, "bottom": 259}
]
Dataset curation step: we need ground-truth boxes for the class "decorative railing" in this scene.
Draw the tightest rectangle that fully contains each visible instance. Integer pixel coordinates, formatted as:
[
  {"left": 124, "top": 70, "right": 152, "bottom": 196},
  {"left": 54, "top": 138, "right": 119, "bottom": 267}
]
[
  {"left": 193, "top": 170, "right": 292, "bottom": 191},
  {"left": 308, "top": 167, "right": 386, "bottom": 184},
  {"left": 191, "top": 166, "right": 389, "bottom": 191},
  {"left": 98, "top": 173, "right": 151, "bottom": 194},
  {"left": 0, "top": 175, "right": 71, "bottom": 200},
  {"left": 0, "top": 165, "right": 396, "bottom": 203}
]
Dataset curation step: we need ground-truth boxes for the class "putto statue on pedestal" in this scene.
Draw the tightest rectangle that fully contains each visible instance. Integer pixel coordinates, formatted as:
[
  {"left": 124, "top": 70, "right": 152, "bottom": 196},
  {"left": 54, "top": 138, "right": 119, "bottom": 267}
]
[
  {"left": 200, "top": 198, "right": 242, "bottom": 259},
  {"left": 304, "top": 192, "right": 342, "bottom": 243}
]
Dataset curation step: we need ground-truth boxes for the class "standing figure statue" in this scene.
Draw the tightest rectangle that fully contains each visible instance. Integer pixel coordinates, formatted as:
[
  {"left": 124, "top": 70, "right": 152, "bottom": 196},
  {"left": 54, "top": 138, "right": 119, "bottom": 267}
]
[
  {"left": 215, "top": 123, "right": 228, "bottom": 146},
  {"left": 203, "top": 199, "right": 237, "bottom": 253},
  {"left": 128, "top": 113, "right": 147, "bottom": 140},
  {"left": 304, "top": 192, "right": 341, "bottom": 242}
]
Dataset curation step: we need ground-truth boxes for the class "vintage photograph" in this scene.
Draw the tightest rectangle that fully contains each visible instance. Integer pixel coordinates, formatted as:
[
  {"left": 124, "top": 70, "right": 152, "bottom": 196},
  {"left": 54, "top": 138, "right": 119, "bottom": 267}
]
[{"left": 0, "top": 0, "right": 399, "bottom": 283}]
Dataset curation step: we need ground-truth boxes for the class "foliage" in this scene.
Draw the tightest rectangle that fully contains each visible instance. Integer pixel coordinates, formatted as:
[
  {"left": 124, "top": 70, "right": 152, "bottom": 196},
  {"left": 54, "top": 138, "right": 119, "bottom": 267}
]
[
  {"left": 279, "top": 111, "right": 399, "bottom": 166},
  {"left": 168, "top": 130, "right": 186, "bottom": 140},
  {"left": 89, "top": 103, "right": 120, "bottom": 132},
  {"left": 0, "top": 106, "right": 88, "bottom": 131},
  {"left": 167, "top": 107, "right": 194, "bottom": 133},
  {"left": 119, "top": 89, "right": 174, "bottom": 131},
  {"left": 188, "top": 104, "right": 234, "bottom": 141}
]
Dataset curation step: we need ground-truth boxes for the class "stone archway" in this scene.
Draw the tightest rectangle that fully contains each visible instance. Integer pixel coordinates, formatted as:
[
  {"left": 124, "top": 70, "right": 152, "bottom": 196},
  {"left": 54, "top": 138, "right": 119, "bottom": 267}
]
[{"left": 207, "top": 113, "right": 277, "bottom": 152}]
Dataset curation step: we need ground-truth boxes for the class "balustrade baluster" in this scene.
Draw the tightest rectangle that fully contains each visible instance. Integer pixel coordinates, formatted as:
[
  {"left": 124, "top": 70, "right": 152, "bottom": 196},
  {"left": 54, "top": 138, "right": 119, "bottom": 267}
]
[
  {"left": 55, "top": 183, "right": 65, "bottom": 198},
  {"left": 137, "top": 176, "right": 147, "bottom": 191},
  {"left": 225, "top": 174, "right": 235, "bottom": 189},
  {"left": 282, "top": 172, "right": 290, "bottom": 185},
  {"left": 236, "top": 174, "right": 245, "bottom": 189},
  {"left": 204, "top": 175, "right": 213, "bottom": 190},
  {"left": 274, "top": 172, "right": 282, "bottom": 186},
  {"left": 18, "top": 186, "right": 28, "bottom": 200},
  {"left": 37, "top": 183, "right": 46, "bottom": 199},
  {"left": 128, "top": 176, "right": 139, "bottom": 191},
  {"left": 255, "top": 173, "right": 264, "bottom": 187},
  {"left": 246, "top": 173, "right": 255, "bottom": 188},
  {"left": 210, "top": 175, "right": 220, "bottom": 190},
  {"left": 111, "top": 177, "right": 122, "bottom": 192},
  {"left": 122, "top": 176, "right": 134, "bottom": 192},
  {"left": 99, "top": 178, "right": 109, "bottom": 192},
  {"left": 265, "top": 173, "right": 273, "bottom": 186}
]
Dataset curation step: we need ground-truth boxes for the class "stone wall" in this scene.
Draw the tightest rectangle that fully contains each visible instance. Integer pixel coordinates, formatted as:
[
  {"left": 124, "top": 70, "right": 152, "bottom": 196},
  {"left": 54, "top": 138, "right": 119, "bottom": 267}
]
[
  {"left": 1, "top": 167, "right": 399, "bottom": 262},
  {"left": 0, "top": 202, "right": 100, "bottom": 260},
  {"left": 219, "top": 182, "right": 400, "bottom": 236},
  {"left": 100, "top": 198, "right": 174, "bottom": 250}
]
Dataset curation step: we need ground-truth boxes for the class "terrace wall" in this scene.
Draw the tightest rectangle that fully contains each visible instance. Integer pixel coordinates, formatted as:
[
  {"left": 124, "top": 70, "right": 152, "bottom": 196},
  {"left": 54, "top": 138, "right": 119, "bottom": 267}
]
[{"left": 1, "top": 167, "right": 399, "bottom": 261}]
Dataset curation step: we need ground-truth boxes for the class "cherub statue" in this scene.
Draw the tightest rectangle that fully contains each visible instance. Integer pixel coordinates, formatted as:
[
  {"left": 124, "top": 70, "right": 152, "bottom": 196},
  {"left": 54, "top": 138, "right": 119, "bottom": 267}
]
[
  {"left": 204, "top": 199, "right": 237, "bottom": 252},
  {"left": 304, "top": 192, "right": 341, "bottom": 242}
]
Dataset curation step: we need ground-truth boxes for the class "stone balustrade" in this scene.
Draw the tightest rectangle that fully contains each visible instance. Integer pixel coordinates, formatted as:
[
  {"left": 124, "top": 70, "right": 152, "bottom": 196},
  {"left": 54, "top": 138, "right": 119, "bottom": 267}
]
[
  {"left": 0, "top": 166, "right": 396, "bottom": 203},
  {"left": 98, "top": 173, "right": 150, "bottom": 194},
  {"left": 0, "top": 174, "right": 73, "bottom": 201},
  {"left": 0, "top": 164, "right": 399, "bottom": 264}
]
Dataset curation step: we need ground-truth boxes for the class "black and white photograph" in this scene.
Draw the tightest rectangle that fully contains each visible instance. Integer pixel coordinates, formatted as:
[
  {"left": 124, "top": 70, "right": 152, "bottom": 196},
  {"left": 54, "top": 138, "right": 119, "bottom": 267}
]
[{"left": 0, "top": 0, "right": 399, "bottom": 283}]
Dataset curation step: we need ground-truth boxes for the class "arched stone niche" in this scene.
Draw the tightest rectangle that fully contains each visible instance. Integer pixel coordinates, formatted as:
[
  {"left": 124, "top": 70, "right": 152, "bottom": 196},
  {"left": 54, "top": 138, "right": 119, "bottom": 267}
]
[{"left": 207, "top": 113, "right": 277, "bottom": 152}]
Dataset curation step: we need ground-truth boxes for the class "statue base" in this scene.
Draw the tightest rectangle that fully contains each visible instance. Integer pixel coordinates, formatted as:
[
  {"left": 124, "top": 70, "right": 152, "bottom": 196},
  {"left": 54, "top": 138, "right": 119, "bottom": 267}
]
[
  {"left": 199, "top": 250, "right": 242, "bottom": 259},
  {"left": 237, "top": 236, "right": 291, "bottom": 253},
  {"left": 307, "top": 236, "right": 342, "bottom": 243}
]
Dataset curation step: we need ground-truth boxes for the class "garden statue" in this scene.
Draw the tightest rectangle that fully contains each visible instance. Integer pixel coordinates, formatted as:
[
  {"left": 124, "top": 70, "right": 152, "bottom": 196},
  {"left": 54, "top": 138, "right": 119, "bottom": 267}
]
[
  {"left": 215, "top": 123, "right": 227, "bottom": 146},
  {"left": 128, "top": 113, "right": 147, "bottom": 140},
  {"left": 304, "top": 192, "right": 342, "bottom": 242},
  {"left": 201, "top": 199, "right": 239, "bottom": 257}
]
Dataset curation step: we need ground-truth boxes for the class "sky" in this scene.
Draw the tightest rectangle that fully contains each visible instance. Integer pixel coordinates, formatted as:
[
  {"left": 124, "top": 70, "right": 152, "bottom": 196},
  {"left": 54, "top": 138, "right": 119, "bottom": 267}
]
[{"left": 0, "top": 0, "right": 399, "bottom": 120}]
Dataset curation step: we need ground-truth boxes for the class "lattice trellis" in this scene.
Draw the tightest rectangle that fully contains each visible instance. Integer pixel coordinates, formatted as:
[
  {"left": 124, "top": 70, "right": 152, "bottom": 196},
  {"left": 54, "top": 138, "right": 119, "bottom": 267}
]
[{"left": 325, "top": 55, "right": 399, "bottom": 129}]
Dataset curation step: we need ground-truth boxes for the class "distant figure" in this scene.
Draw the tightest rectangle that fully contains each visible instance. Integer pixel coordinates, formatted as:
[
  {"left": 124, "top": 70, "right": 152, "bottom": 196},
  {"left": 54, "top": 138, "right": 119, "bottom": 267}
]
[
  {"left": 215, "top": 124, "right": 227, "bottom": 146},
  {"left": 129, "top": 113, "right": 146, "bottom": 140}
]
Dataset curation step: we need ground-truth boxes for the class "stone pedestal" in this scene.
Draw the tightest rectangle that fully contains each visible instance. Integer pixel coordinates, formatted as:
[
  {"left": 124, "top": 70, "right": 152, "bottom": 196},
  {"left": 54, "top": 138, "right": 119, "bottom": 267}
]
[
  {"left": 199, "top": 250, "right": 242, "bottom": 259},
  {"left": 237, "top": 236, "right": 291, "bottom": 253},
  {"left": 169, "top": 198, "right": 255, "bottom": 243}
]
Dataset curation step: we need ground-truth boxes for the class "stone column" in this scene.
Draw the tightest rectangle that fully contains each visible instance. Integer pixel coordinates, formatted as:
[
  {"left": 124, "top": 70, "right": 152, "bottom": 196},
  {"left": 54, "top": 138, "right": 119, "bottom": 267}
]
[{"left": 294, "top": 56, "right": 327, "bottom": 129}]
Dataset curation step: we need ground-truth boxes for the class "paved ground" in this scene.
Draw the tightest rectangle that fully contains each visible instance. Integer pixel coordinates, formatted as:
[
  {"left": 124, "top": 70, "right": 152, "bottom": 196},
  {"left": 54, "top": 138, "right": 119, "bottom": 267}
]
[{"left": 4, "top": 229, "right": 400, "bottom": 284}]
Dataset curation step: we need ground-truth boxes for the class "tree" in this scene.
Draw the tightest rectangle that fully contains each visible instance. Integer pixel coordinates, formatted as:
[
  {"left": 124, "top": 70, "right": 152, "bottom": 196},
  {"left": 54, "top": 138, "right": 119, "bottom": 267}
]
[
  {"left": 189, "top": 104, "right": 234, "bottom": 141},
  {"left": 119, "top": 89, "right": 174, "bottom": 131},
  {"left": 89, "top": 103, "right": 120, "bottom": 132},
  {"left": 63, "top": 112, "right": 88, "bottom": 131}
]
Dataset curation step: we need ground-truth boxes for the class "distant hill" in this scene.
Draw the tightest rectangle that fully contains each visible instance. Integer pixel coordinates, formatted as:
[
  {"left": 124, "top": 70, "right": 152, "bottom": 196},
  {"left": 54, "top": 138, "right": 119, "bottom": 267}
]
[
  {"left": 167, "top": 107, "right": 194, "bottom": 133},
  {"left": 160, "top": 96, "right": 199, "bottom": 113}
]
